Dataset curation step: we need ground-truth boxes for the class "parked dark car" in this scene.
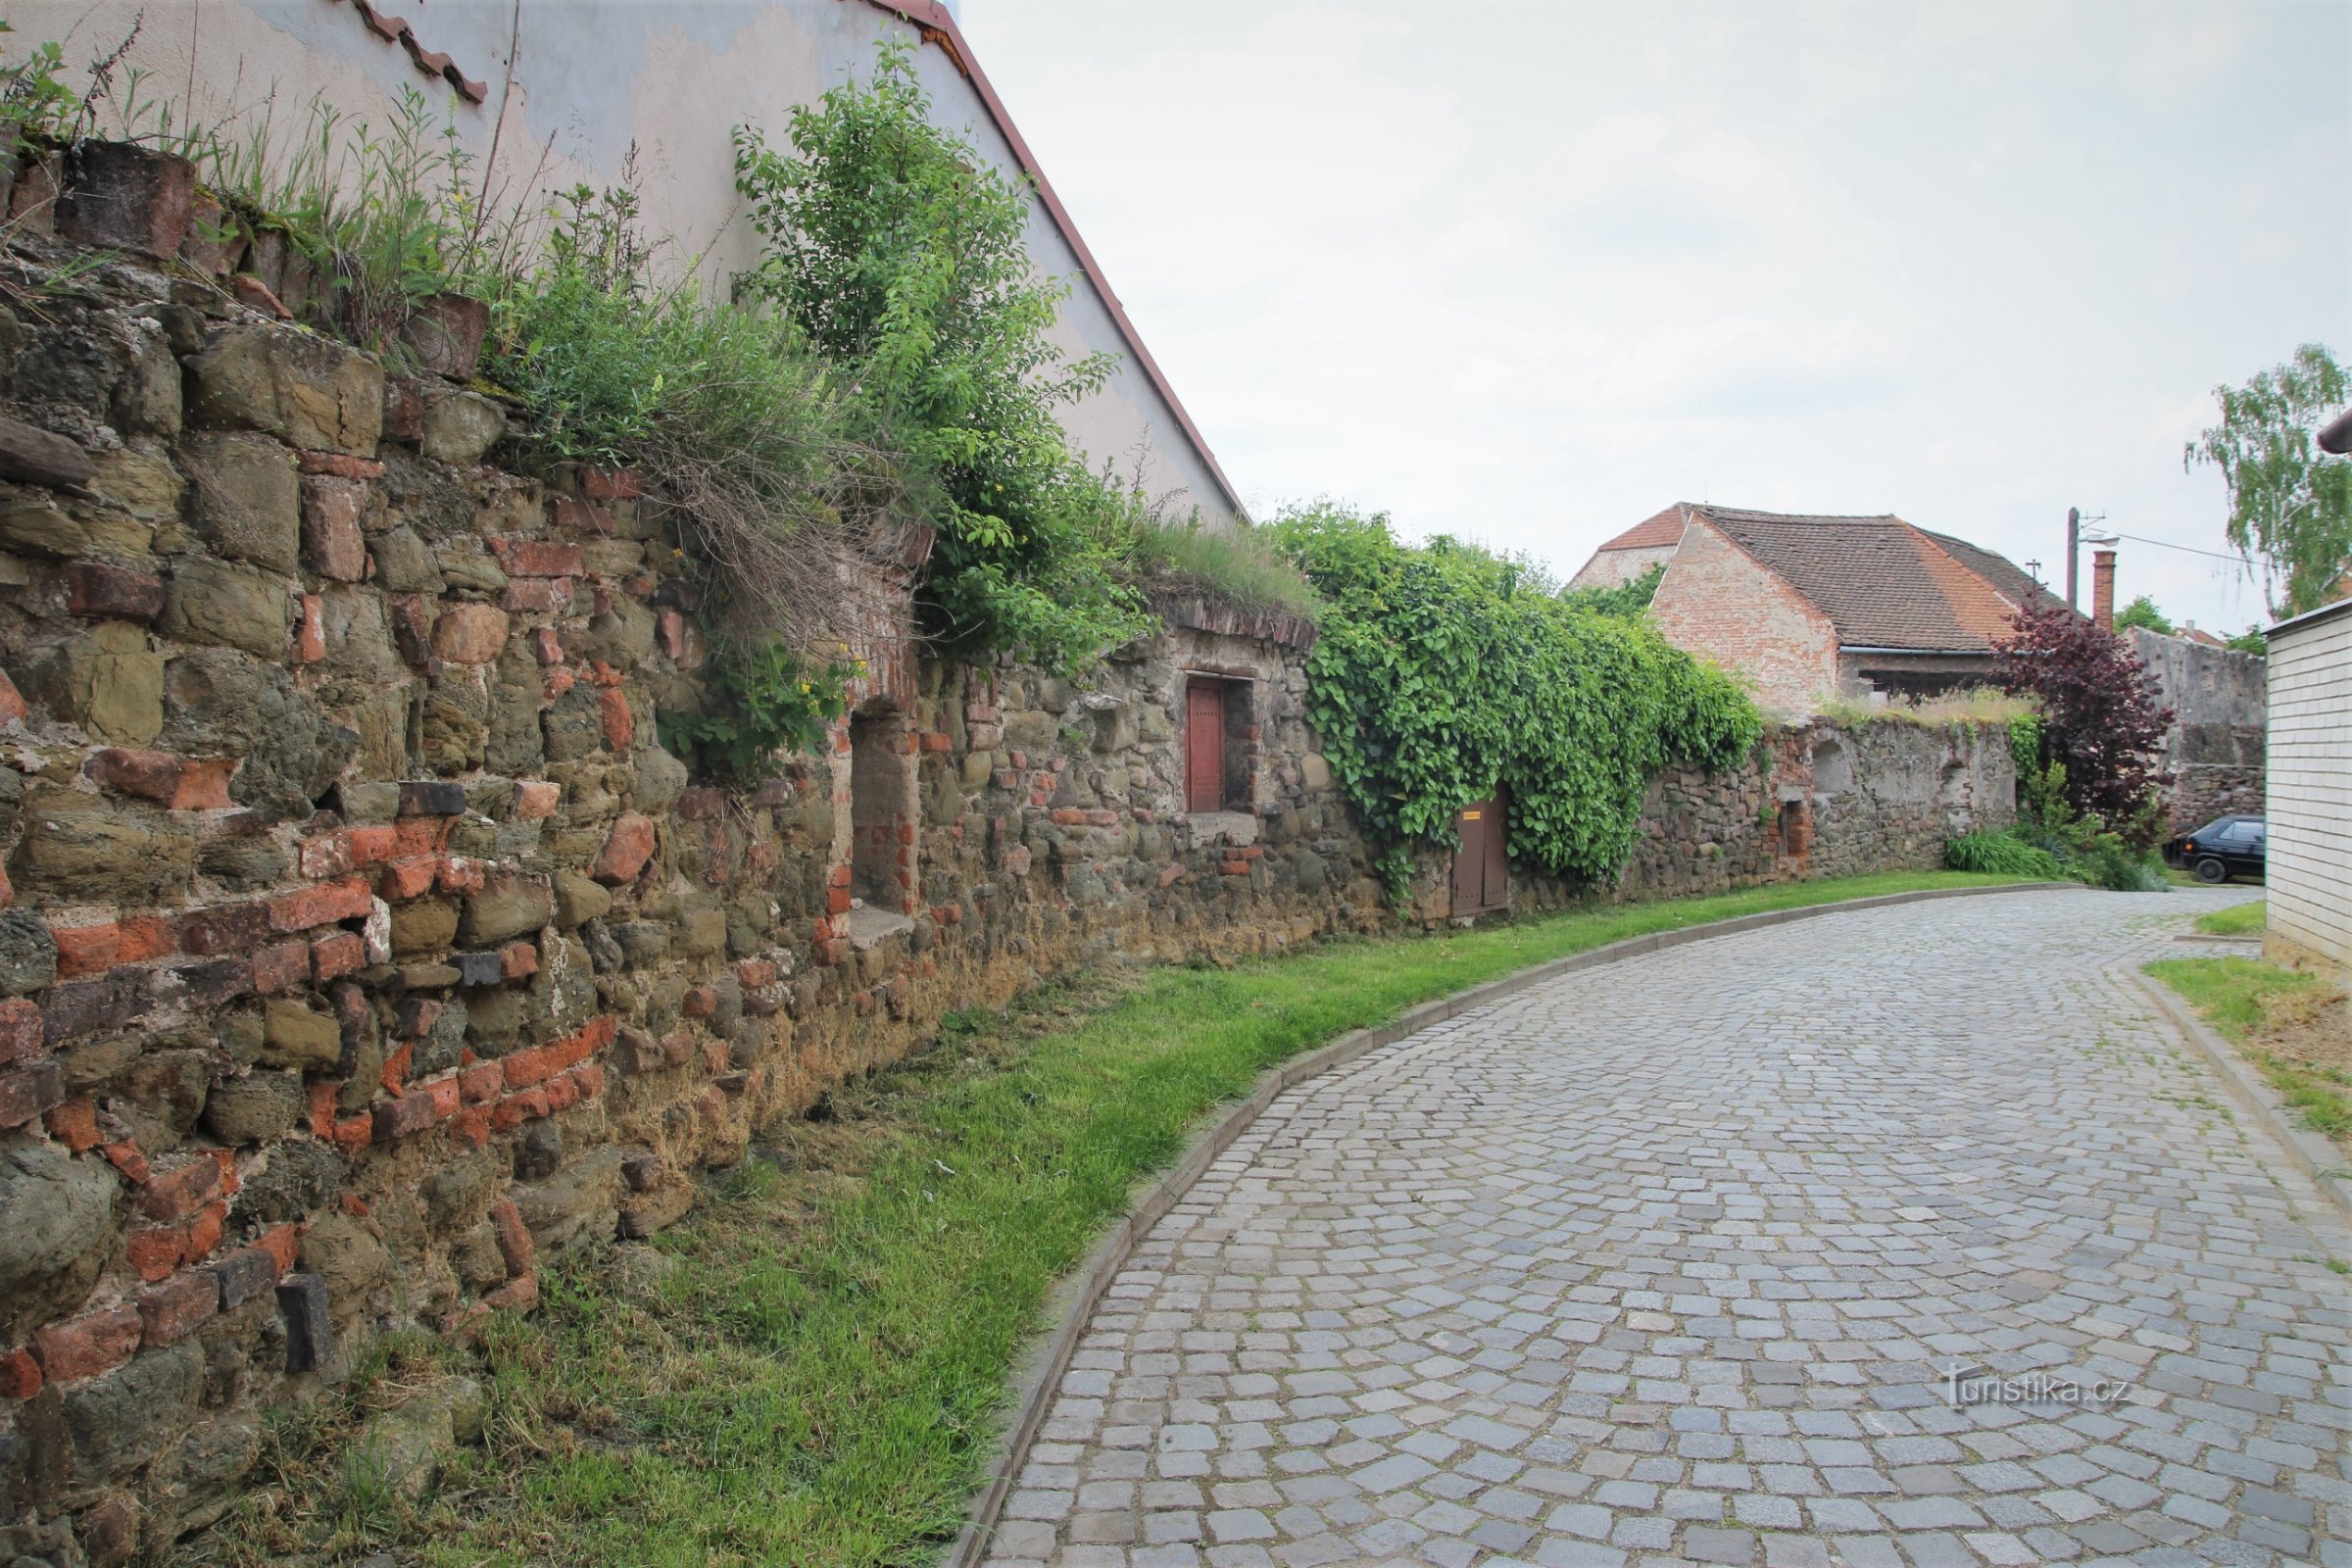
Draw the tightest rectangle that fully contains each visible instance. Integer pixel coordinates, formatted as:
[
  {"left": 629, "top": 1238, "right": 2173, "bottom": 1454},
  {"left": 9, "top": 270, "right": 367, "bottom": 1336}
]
[{"left": 2166, "top": 814, "right": 2266, "bottom": 883}]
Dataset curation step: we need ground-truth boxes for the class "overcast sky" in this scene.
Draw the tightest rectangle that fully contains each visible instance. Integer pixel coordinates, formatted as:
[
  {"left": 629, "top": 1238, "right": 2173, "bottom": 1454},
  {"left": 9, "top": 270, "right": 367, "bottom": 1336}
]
[{"left": 964, "top": 0, "right": 2351, "bottom": 635}]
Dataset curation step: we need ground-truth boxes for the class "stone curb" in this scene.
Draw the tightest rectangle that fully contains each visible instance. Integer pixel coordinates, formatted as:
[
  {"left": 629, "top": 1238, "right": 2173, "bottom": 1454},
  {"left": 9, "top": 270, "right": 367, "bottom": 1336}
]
[
  {"left": 2132, "top": 972, "right": 2352, "bottom": 1228},
  {"left": 948, "top": 879, "right": 2062, "bottom": 1568}
]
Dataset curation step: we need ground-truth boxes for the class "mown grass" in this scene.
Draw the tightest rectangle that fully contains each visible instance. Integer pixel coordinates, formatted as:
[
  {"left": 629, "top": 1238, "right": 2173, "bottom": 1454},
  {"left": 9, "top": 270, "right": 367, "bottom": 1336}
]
[
  {"left": 188, "top": 869, "right": 2021, "bottom": 1568},
  {"left": 2193, "top": 899, "right": 2266, "bottom": 937},
  {"left": 2147, "top": 956, "right": 2351, "bottom": 1145}
]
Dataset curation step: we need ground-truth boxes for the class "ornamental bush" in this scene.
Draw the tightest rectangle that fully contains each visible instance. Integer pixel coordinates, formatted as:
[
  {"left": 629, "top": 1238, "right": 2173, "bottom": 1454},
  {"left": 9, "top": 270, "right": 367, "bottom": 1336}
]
[
  {"left": 1268, "top": 504, "right": 1760, "bottom": 893},
  {"left": 1992, "top": 605, "right": 2172, "bottom": 847}
]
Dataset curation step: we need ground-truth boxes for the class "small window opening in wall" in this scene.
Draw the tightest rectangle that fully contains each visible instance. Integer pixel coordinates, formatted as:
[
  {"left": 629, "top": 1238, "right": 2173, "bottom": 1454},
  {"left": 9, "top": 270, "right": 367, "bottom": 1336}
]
[
  {"left": 1779, "top": 800, "right": 1806, "bottom": 857},
  {"left": 850, "top": 708, "right": 914, "bottom": 912}
]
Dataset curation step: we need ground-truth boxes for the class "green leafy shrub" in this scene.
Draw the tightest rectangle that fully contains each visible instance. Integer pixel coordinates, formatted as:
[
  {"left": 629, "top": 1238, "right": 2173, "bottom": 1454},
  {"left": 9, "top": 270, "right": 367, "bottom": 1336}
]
[
  {"left": 1269, "top": 503, "right": 1760, "bottom": 893},
  {"left": 731, "top": 41, "right": 1148, "bottom": 672},
  {"left": 1942, "top": 830, "right": 2061, "bottom": 879},
  {"left": 1558, "top": 562, "right": 1663, "bottom": 619},
  {"left": 658, "top": 643, "right": 856, "bottom": 785}
]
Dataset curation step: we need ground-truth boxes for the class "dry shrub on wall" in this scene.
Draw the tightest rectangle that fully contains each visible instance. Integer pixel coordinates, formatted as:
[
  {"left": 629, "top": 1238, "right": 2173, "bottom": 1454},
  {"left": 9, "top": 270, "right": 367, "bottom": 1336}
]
[{"left": 481, "top": 183, "right": 920, "bottom": 658}]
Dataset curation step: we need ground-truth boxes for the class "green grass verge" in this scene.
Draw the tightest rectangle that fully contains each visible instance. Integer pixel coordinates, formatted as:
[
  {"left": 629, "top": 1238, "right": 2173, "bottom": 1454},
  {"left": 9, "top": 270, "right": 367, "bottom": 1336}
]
[
  {"left": 2192, "top": 899, "right": 2265, "bottom": 937},
  {"left": 2146, "top": 956, "right": 2351, "bottom": 1143},
  {"left": 191, "top": 869, "right": 2023, "bottom": 1568}
]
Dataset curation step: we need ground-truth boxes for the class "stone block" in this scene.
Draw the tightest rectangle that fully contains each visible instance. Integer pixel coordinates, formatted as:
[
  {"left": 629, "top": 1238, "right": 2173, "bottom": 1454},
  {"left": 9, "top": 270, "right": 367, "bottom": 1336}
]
[
  {"left": 432, "top": 603, "right": 510, "bottom": 664},
  {"left": 274, "top": 1273, "right": 335, "bottom": 1374},
  {"left": 27, "top": 620, "right": 165, "bottom": 745},
  {"left": 201, "top": 1069, "right": 303, "bottom": 1145},
  {"left": 136, "top": 1271, "right": 217, "bottom": 1347},
  {"left": 60, "top": 560, "right": 165, "bottom": 621},
  {"left": 160, "top": 557, "right": 291, "bottom": 660},
  {"left": 461, "top": 874, "right": 551, "bottom": 947},
  {"left": 0, "top": 1141, "right": 116, "bottom": 1340},
  {"left": 0, "top": 494, "right": 149, "bottom": 561},
  {"left": 181, "top": 430, "right": 300, "bottom": 572},
  {"left": 184, "top": 324, "right": 383, "bottom": 456},
  {"left": 57, "top": 141, "right": 194, "bottom": 258},
  {"left": 389, "top": 898, "right": 460, "bottom": 955},
  {"left": 299, "top": 474, "right": 368, "bottom": 581},
  {"left": 418, "top": 387, "right": 506, "bottom": 466},
  {"left": 62, "top": 1340, "right": 202, "bottom": 1478},
  {"left": 10, "top": 787, "right": 194, "bottom": 905},
  {"left": 0, "top": 415, "right": 95, "bottom": 491},
  {"left": 259, "top": 1000, "right": 341, "bottom": 1069}
]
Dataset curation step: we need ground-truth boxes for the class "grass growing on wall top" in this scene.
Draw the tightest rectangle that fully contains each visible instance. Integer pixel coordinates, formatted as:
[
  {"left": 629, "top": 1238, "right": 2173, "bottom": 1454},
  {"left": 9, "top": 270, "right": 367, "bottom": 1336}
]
[{"left": 182, "top": 871, "right": 2020, "bottom": 1568}]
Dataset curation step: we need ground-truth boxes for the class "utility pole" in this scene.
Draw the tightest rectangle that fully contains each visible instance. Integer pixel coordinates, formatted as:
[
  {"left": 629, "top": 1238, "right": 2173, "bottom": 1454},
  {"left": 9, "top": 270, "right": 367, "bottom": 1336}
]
[{"left": 2065, "top": 507, "right": 2080, "bottom": 612}]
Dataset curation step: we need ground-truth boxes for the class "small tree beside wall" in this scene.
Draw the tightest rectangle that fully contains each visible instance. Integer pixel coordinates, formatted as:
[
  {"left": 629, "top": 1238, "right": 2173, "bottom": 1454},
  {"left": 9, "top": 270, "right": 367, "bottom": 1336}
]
[{"left": 1993, "top": 605, "right": 2173, "bottom": 847}]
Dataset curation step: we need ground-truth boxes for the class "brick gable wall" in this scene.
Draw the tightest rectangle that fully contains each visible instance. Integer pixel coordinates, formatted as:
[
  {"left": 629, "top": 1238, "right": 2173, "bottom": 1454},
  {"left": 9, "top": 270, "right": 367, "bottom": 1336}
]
[{"left": 1648, "top": 518, "right": 1838, "bottom": 714}]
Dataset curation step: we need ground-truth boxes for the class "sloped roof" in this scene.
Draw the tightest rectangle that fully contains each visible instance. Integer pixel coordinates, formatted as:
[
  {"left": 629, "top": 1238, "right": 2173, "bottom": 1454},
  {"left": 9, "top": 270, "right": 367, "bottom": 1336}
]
[
  {"left": 1593, "top": 504, "right": 1690, "bottom": 553},
  {"left": 1686, "top": 505, "right": 2051, "bottom": 653}
]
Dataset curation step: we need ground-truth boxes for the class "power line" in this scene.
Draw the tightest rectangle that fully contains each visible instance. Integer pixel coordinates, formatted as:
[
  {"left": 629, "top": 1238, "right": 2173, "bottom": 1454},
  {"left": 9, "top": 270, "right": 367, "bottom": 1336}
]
[{"left": 2104, "top": 530, "right": 2247, "bottom": 564}]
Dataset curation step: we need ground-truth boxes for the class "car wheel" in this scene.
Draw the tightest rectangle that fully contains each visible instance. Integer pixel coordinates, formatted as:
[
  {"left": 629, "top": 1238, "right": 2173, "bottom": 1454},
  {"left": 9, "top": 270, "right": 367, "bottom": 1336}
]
[{"left": 2194, "top": 857, "right": 2230, "bottom": 884}]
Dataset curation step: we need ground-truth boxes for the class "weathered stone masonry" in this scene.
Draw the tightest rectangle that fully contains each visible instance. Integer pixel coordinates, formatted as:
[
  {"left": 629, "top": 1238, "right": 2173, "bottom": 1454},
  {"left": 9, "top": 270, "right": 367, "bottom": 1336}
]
[{"left": 0, "top": 223, "right": 2009, "bottom": 1563}]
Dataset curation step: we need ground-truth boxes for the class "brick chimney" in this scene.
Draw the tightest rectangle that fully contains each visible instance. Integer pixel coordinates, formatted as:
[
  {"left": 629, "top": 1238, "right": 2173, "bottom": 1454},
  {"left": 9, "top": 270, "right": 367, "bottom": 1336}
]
[{"left": 2091, "top": 548, "right": 2117, "bottom": 631}]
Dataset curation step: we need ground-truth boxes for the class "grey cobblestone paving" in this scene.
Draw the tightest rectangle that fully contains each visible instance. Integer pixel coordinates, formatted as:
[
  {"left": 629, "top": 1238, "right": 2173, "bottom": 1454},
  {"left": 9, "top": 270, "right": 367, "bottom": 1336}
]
[{"left": 984, "top": 888, "right": 2352, "bottom": 1568}]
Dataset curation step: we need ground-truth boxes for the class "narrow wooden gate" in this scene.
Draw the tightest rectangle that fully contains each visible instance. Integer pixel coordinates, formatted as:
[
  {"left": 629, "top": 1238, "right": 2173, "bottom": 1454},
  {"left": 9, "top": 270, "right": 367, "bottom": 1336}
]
[
  {"left": 1185, "top": 681, "right": 1226, "bottom": 813},
  {"left": 1450, "top": 790, "right": 1509, "bottom": 915}
]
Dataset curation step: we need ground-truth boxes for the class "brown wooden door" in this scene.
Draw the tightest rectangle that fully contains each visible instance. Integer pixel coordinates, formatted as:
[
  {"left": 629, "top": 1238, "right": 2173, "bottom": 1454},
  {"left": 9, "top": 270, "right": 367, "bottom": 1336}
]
[
  {"left": 1451, "top": 794, "right": 1508, "bottom": 914},
  {"left": 1185, "top": 682, "right": 1225, "bottom": 812}
]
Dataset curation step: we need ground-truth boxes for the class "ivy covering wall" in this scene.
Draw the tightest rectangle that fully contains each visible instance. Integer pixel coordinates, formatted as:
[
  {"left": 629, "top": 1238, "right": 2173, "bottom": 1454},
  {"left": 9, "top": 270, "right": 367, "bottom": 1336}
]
[{"left": 1269, "top": 505, "right": 1761, "bottom": 891}]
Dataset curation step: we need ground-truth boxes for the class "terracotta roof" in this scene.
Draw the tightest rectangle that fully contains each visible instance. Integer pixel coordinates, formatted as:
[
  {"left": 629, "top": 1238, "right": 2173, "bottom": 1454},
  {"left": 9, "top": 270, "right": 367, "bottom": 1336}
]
[
  {"left": 1686, "top": 505, "right": 2050, "bottom": 653},
  {"left": 1593, "top": 504, "right": 1690, "bottom": 553}
]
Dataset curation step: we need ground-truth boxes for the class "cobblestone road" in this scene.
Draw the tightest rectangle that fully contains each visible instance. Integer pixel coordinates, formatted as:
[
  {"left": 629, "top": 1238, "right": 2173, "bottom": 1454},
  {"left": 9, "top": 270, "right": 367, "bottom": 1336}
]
[{"left": 986, "top": 888, "right": 2352, "bottom": 1568}]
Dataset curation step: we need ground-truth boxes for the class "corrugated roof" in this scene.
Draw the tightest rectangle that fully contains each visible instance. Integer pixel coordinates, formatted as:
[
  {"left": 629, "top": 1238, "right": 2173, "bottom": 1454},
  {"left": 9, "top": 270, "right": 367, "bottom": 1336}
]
[{"left": 1686, "top": 505, "right": 2049, "bottom": 652}]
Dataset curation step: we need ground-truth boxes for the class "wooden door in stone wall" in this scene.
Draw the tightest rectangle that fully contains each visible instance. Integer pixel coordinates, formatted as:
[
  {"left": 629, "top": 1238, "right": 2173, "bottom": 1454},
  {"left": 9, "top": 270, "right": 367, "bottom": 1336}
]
[
  {"left": 1185, "top": 682, "right": 1226, "bottom": 813},
  {"left": 1451, "top": 791, "right": 1509, "bottom": 915}
]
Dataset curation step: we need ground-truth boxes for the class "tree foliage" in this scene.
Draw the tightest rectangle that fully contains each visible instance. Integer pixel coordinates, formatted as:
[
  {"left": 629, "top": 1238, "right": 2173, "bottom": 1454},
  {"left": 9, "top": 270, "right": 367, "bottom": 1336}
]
[
  {"left": 2112, "top": 594, "right": 2172, "bottom": 635},
  {"left": 1992, "top": 605, "right": 2172, "bottom": 848},
  {"left": 731, "top": 41, "right": 1146, "bottom": 672},
  {"left": 1268, "top": 504, "right": 1760, "bottom": 894},
  {"left": 1558, "top": 562, "right": 1664, "bottom": 619},
  {"left": 2185, "top": 343, "right": 2352, "bottom": 619}
]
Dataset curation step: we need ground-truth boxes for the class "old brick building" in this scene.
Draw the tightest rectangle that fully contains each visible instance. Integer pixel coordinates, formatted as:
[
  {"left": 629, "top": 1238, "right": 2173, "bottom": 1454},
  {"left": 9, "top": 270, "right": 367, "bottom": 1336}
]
[{"left": 1573, "top": 504, "right": 2053, "bottom": 714}]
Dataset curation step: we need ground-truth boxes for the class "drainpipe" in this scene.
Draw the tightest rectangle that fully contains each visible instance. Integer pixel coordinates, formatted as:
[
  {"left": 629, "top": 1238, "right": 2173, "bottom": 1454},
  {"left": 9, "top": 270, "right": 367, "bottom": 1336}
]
[{"left": 2092, "top": 548, "right": 2117, "bottom": 632}]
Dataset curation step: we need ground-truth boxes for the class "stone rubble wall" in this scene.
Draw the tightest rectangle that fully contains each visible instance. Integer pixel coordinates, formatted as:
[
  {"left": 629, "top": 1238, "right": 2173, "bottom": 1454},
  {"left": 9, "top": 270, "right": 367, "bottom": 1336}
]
[
  {"left": 1405, "top": 717, "right": 2016, "bottom": 921},
  {"left": 2127, "top": 626, "right": 2266, "bottom": 833},
  {"left": 0, "top": 227, "right": 2004, "bottom": 1565}
]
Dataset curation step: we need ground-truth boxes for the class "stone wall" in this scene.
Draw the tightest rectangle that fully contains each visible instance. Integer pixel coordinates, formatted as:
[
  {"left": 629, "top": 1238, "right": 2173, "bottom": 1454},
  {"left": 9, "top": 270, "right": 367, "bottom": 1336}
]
[
  {"left": 0, "top": 217, "right": 2007, "bottom": 1564},
  {"left": 1403, "top": 716, "right": 2016, "bottom": 921},
  {"left": 2127, "top": 627, "right": 2266, "bottom": 832}
]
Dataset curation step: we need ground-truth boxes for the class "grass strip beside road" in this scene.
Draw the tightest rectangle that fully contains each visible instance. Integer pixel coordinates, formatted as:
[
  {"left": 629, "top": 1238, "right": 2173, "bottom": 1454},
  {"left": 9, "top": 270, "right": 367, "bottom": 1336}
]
[
  {"left": 191, "top": 869, "right": 2026, "bottom": 1568},
  {"left": 2192, "top": 899, "right": 2265, "bottom": 937},
  {"left": 2147, "top": 956, "right": 2351, "bottom": 1147}
]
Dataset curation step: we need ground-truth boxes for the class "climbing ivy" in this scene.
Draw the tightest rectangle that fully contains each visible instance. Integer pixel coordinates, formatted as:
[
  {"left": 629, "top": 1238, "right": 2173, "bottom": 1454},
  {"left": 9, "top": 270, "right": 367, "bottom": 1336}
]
[{"left": 1269, "top": 505, "right": 1760, "bottom": 894}]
